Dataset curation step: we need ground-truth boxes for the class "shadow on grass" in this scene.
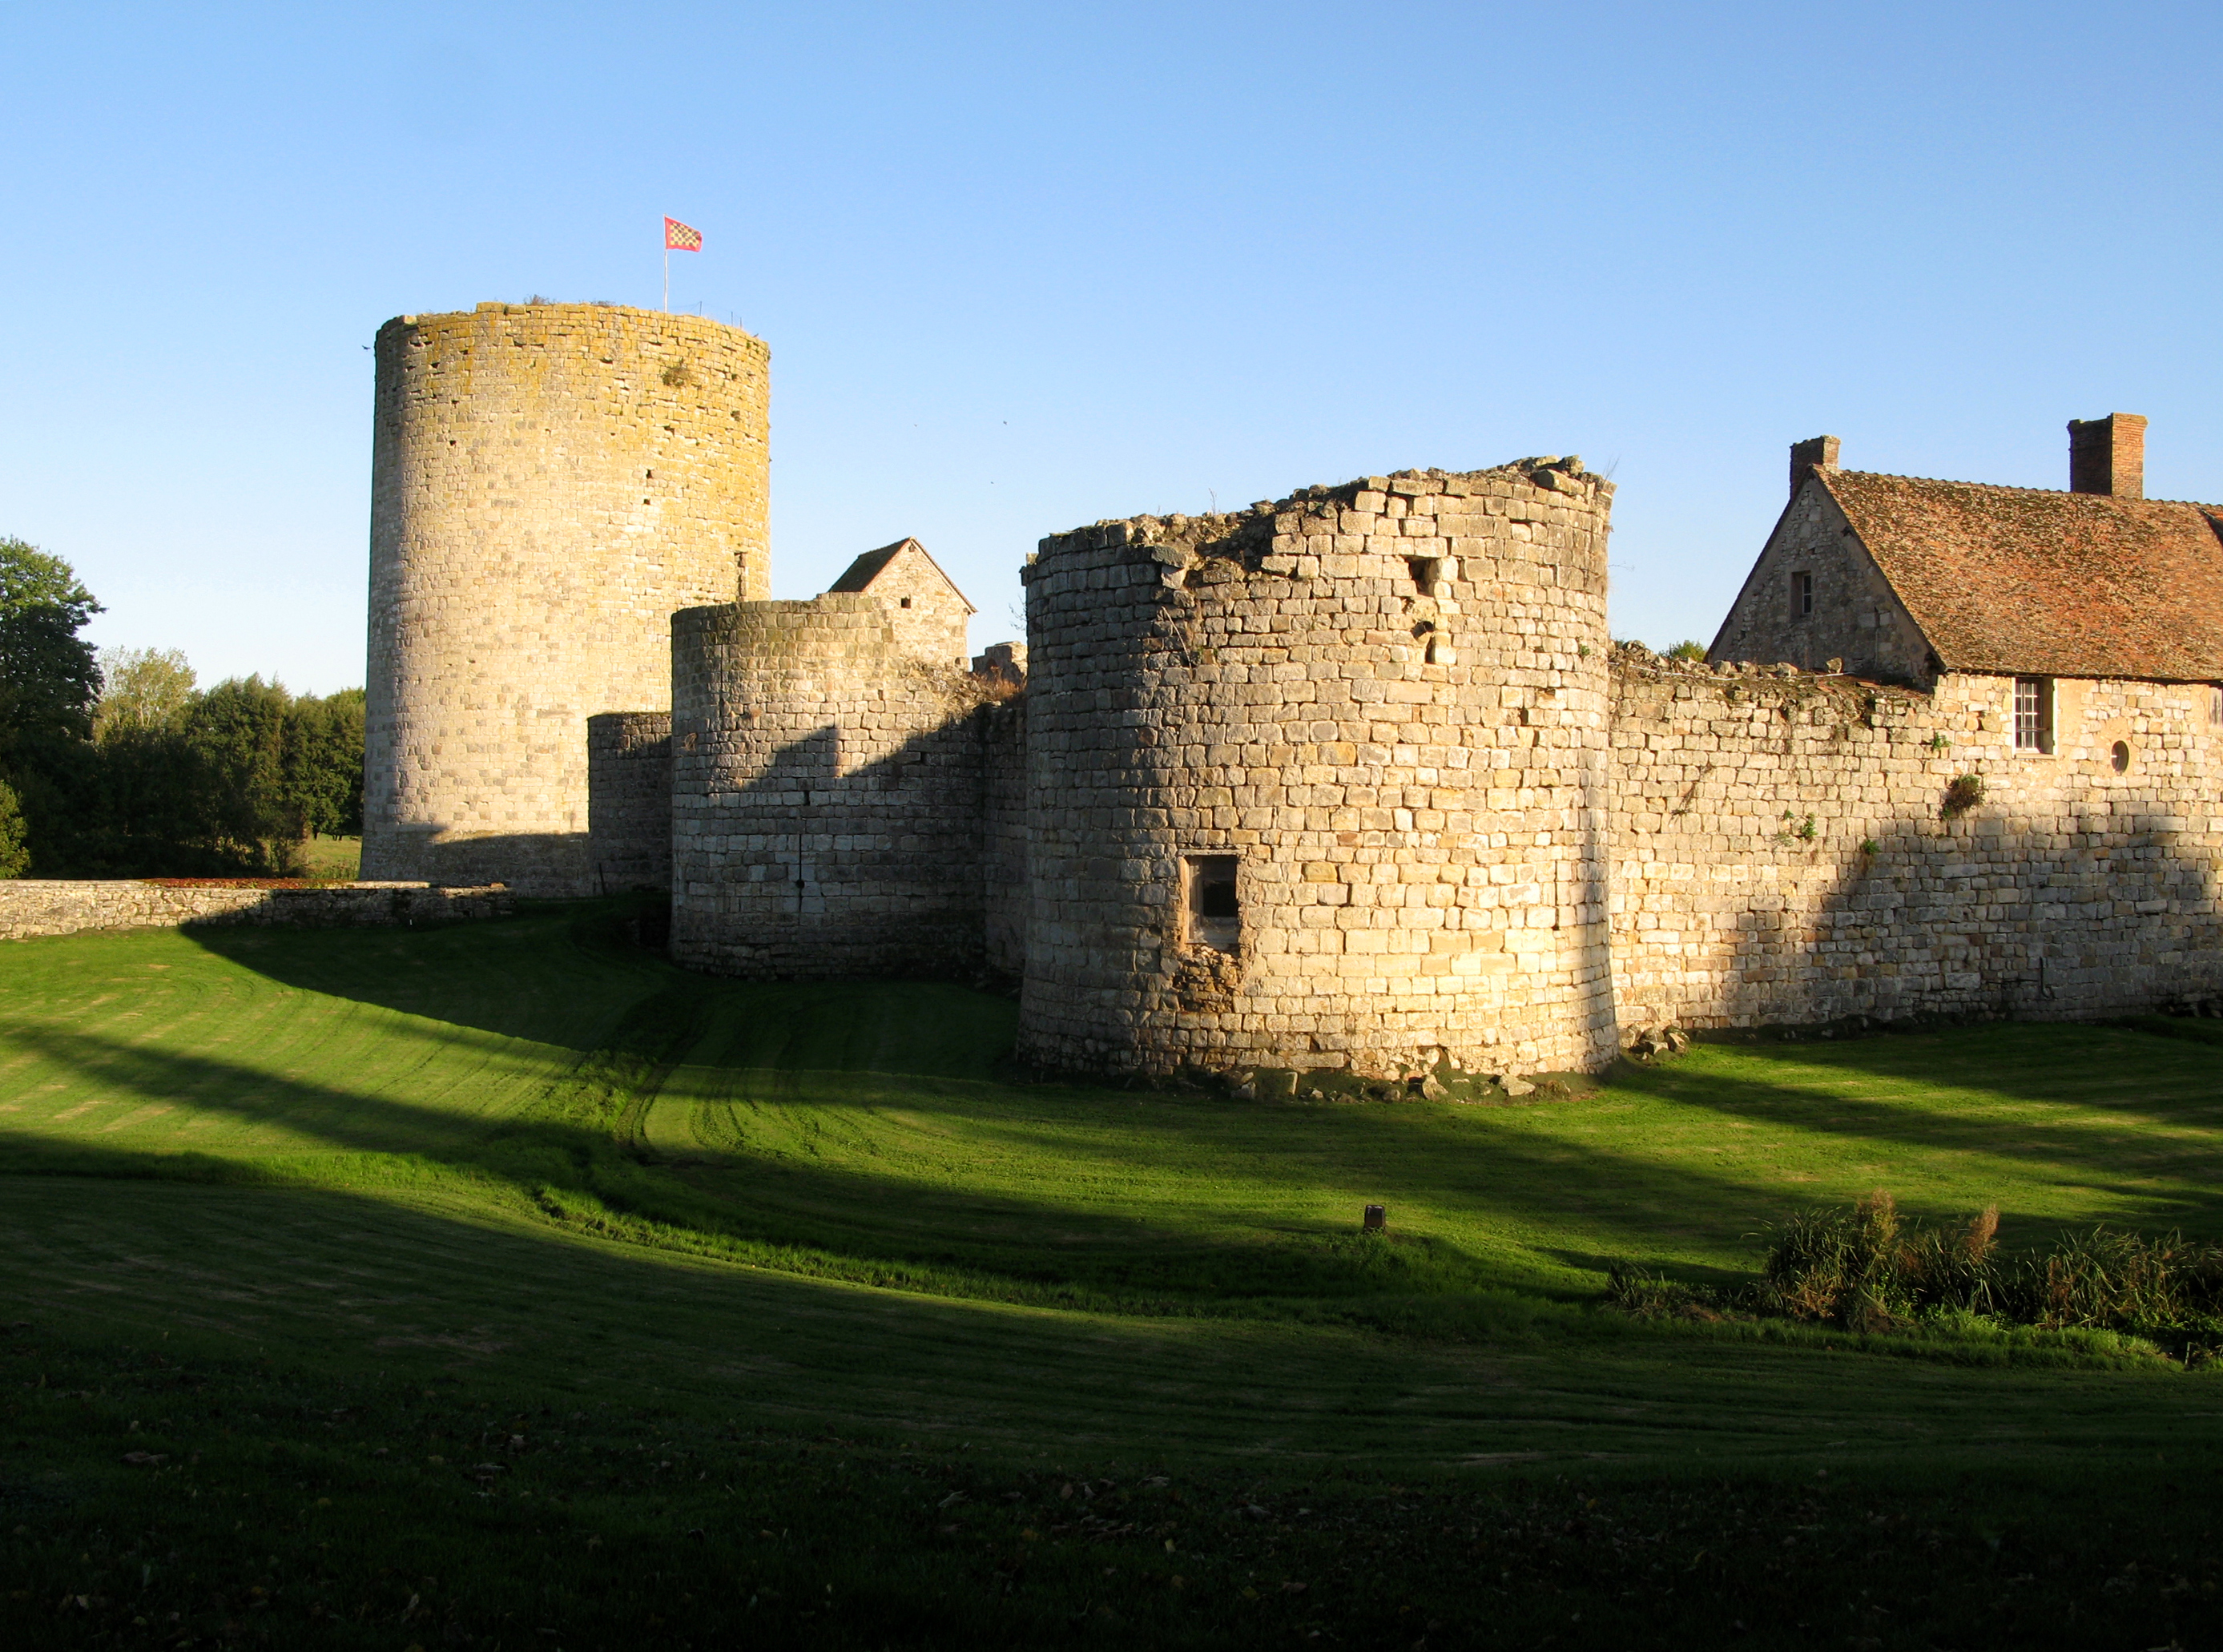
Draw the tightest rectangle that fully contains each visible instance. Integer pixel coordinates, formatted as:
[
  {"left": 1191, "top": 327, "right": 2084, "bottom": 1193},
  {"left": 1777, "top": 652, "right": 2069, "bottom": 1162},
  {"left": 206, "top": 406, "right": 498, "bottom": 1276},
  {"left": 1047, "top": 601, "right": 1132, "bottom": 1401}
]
[
  {"left": 1605, "top": 1025, "right": 2223, "bottom": 1228},
  {"left": 0, "top": 965, "right": 1887, "bottom": 1323},
  {"left": 180, "top": 899, "right": 676, "bottom": 1054},
  {"left": 0, "top": 999, "right": 1553, "bottom": 1316},
  {"left": 13, "top": 993, "right": 2214, "bottom": 1336},
  {"left": 8, "top": 900, "right": 2186, "bottom": 1308},
  {"left": 11, "top": 1163, "right": 2214, "bottom": 1482}
]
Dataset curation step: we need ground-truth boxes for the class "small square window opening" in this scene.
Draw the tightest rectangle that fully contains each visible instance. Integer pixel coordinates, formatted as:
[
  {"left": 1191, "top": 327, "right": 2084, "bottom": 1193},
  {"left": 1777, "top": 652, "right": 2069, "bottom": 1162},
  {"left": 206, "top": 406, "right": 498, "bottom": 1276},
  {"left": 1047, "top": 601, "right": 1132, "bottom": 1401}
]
[
  {"left": 1184, "top": 855, "right": 1241, "bottom": 952},
  {"left": 1791, "top": 571, "right": 1814, "bottom": 621},
  {"left": 2014, "top": 676, "right": 2054, "bottom": 753}
]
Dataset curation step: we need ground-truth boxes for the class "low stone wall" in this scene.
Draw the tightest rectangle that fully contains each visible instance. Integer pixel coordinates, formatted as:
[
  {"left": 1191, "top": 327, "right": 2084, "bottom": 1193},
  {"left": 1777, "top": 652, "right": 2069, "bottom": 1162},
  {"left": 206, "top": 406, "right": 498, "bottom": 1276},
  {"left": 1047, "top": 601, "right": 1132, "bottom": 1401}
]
[{"left": 0, "top": 881, "right": 514, "bottom": 943}]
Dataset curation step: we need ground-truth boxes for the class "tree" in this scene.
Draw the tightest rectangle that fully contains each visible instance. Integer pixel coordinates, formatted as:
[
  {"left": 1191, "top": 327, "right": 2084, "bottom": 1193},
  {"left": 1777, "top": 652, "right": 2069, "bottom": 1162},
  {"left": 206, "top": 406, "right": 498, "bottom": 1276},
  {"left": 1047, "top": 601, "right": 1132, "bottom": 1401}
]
[
  {"left": 0, "top": 590, "right": 369, "bottom": 875},
  {"left": 290, "top": 687, "right": 366, "bottom": 836},
  {"left": 88, "top": 647, "right": 205, "bottom": 870},
  {"left": 0, "top": 778, "right": 27, "bottom": 879},
  {"left": 185, "top": 676, "right": 302, "bottom": 868},
  {"left": 0, "top": 538, "right": 103, "bottom": 873},
  {"left": 0, "top": 538, "right": 103, "bottom": 751},
  {"left": 1665, "top": 640, "right": 1709, "bottom": 662},
  {"left": 93, "top": 647, "right": 196, "bottom": 739}
]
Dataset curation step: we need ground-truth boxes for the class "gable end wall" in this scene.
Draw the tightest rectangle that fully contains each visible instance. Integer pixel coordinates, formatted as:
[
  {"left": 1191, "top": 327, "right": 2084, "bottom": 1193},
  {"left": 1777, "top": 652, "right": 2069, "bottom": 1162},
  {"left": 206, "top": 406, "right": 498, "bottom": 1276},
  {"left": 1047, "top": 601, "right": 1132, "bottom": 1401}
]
[{"left": 1708, "top": 483, "right": 1931, "bottom": 683}]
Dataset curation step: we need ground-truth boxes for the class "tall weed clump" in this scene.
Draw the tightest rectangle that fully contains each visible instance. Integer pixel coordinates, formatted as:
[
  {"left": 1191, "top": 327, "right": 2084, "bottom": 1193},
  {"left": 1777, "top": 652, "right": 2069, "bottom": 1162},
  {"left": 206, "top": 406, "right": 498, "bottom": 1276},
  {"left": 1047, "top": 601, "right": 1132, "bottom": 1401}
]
[
  {"left": 1761, "top": 1191, "right": 2000, "bottom": 1328},
  {"left": 2015, "top": 1227, "right": 2223, "bottom": 1336},
  {"left": 1748, "top": 1191, "right": 2223, "bottom": 1356}
]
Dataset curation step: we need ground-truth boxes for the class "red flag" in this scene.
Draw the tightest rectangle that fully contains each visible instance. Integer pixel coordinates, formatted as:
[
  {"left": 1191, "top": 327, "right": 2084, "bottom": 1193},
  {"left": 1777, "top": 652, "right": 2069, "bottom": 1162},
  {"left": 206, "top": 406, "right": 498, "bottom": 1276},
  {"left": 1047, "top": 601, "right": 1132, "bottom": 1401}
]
[{"left": 664, "top": 217, "right": 703, "bottom": 252}]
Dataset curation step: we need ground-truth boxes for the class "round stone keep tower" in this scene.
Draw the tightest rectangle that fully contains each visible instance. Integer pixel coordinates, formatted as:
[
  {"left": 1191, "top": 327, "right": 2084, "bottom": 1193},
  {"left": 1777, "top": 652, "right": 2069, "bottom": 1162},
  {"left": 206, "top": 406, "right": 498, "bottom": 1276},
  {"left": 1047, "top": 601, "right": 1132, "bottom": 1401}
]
[
  {"left": 364, "top": 301, "right": 769, "bottom": 895},
  {"left": 1016, "top": 462, "right": 1617, "bottom": 1081}
]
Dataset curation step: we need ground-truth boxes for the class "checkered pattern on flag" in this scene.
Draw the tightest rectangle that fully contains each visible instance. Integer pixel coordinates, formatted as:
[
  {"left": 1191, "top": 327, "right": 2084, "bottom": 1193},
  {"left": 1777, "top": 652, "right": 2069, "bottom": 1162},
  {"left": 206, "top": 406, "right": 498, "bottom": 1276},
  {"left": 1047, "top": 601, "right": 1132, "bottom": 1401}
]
[{"left": 664, "top": 217, "right": 703, "bottom": 252}]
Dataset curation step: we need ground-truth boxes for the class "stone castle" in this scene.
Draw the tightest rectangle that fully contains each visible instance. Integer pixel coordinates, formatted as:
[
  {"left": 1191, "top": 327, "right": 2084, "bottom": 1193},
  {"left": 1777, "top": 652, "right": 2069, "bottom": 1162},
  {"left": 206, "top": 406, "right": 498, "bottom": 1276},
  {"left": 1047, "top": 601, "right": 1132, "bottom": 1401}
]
[{"left": 364, "top": 303, "right": 2223, "bottom": 1082}]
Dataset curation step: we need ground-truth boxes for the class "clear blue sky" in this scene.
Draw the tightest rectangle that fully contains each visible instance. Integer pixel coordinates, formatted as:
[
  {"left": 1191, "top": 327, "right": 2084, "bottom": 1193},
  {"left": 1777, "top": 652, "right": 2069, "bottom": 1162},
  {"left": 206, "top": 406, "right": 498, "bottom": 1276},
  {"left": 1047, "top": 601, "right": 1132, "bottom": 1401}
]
[{"left": 2, "top": 2, "right": 2217, "bottom": 694}]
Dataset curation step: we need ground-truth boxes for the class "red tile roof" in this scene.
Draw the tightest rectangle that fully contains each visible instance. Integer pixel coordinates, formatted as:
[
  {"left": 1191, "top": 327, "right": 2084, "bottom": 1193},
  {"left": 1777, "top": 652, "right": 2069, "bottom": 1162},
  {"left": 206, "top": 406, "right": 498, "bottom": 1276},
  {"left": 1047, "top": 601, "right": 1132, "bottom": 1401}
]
[{"left": 1818, "top": 469, "right": 2223, "bottom": 681}]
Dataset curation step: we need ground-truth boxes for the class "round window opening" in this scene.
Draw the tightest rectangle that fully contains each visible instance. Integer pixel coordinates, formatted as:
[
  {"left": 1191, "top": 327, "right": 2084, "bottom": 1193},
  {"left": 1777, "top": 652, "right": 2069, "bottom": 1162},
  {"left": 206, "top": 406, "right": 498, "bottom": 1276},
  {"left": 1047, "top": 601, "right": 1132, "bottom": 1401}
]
[{"left": 2111, "top": 740, "right": 2131, "bottom": 773}]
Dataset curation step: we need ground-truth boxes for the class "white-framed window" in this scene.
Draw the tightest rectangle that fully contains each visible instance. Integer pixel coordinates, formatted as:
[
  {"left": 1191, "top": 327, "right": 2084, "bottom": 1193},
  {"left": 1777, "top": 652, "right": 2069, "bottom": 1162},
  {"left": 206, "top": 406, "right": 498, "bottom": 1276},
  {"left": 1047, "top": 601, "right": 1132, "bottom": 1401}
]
[
  {"left": 1790, "top": 570, "right": 1814, "bottom": 622},
  {"left": 2014, "top": 676, "right": 2054, "bottom": 753}
]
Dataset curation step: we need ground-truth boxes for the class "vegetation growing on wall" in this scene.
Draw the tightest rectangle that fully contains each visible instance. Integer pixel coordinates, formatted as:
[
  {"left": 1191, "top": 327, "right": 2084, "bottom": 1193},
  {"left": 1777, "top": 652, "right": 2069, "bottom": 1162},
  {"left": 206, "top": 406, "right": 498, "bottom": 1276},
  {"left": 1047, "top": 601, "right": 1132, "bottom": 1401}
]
[{"left": 1943, "top": 772, "right": 1987, "bottom": 816}]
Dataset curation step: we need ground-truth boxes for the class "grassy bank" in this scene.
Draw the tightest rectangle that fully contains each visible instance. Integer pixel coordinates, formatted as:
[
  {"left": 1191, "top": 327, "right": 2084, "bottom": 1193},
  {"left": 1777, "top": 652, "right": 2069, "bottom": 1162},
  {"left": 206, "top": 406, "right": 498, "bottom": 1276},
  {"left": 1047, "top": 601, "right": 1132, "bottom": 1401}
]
[{"left": 2, "top": 902, "right": 2220, "bottom": 1646}]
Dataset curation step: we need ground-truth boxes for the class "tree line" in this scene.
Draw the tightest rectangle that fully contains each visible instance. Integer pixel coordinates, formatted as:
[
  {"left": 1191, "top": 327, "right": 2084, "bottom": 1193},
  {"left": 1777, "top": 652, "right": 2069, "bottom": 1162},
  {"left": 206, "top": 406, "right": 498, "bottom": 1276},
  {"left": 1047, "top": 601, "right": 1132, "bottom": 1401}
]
[{"left": 0, "top": 536, "right": 364, "bottom": 878}]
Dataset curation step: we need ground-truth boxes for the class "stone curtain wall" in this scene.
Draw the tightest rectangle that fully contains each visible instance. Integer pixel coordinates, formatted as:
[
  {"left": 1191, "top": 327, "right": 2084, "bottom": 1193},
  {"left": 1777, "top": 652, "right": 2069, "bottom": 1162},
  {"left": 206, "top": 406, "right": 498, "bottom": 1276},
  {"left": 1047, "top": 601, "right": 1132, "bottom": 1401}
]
[
  {"left": 0, "top": 883, "right": 513, "bottom": 943},
  {"left": 981, "top": 697, "right": 1029, "bottom": 977},
  {"left": 364, "top": 302, "right": 770, "bottom": 897},
  {"left": 669, "top": 597, "right": 992, "bottom": 979},
  {"left": 1608, "top": 647, "right": 2223, "bottom": 1034},
  {"left": 1709, "top": 480, "right": 1931, "bottom": 682},
  {"left": 1016, "top": 462, "right": 1617, "bottom": 1081},
  {"left": 586, "top": 713, "right": 674, "bottom": 892}
]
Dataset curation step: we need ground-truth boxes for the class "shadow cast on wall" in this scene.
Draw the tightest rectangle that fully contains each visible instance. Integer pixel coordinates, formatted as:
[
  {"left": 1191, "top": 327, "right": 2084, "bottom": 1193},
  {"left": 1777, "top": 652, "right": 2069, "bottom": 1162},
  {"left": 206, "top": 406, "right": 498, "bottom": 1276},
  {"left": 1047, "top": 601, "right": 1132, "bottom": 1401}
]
[
  {"left": 1617, "top": 800, "right": 2223, "bottom": 1038},
  {"left": 361, "top": 826, "right": 594, "bottom": 899},
  {"left": 671, "top": 703, "right": 1025, "bottom": 985}
]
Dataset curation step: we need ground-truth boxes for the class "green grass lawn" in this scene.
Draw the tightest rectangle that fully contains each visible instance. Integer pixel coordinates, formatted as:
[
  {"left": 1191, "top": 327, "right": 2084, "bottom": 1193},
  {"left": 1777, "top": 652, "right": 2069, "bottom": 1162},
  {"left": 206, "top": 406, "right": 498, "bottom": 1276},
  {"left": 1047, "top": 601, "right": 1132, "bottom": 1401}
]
[
  {"left": 293, "top": 834, "right": 361, "bottom": 880},
  {"left": 3, "top": 902, "right": 2221, "bottom": 1647}
]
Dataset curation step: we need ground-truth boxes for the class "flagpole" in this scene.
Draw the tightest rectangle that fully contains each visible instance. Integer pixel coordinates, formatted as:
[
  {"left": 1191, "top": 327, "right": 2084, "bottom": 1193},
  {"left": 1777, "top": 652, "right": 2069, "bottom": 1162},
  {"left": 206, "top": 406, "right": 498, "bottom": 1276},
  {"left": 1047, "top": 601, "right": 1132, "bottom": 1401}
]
[{"left": 662, "top": 240, "right": 670, "bottom": 312}]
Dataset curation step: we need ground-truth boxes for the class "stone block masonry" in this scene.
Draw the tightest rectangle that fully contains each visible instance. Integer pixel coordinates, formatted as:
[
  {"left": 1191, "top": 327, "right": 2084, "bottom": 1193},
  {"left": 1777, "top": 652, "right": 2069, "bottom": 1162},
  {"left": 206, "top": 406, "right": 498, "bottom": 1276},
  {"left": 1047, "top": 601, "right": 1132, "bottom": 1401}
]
[
  {"left": 668, "top": 596, "right": 1004, "bottom": 980},
  {"left": 587, "top": 712, "right": 674, "bottom": 892},
  {"left": 368, "top": 308, "right": 2218, "bottom": 1080},
  {"left": 1016, "top": 461, "right": 1618, "bottom": 1081},
  {"left": 1609, "top": 647, "right": 2223, "bottom": 1032},
  {"left": 364, "top": 302, "right": 770, "bottom": 897},
  {"left": 981, "top": 695, "right": 1028, "bottom": 978},
  {"left": 1710, "top": 479, "right": 1932, "bottom": 682},
  {"left": 0, "top": 882, "right": 513, "bottom": 943}
]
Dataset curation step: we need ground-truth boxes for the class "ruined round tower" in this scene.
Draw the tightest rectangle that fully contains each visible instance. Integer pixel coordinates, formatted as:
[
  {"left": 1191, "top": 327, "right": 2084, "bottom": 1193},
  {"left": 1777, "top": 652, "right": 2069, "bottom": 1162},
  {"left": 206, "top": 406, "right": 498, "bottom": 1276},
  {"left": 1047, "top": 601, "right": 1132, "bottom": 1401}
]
[
  {"left": 1016, "top": 462, "right": 1617, "bottom": 1081},
  {"left": 364, "top": 301, "right": 769, "bottom": 895}
]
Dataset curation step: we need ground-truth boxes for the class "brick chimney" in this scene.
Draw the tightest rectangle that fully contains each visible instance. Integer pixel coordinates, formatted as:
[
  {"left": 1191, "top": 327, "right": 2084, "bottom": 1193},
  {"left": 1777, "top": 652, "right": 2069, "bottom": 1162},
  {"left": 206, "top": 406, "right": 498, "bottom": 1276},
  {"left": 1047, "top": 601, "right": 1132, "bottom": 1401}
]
[
  {"left": 1789, "top": 434, "right": 1841, "bottom": 500},
  {"left": 2068, "top": 413, "right": 2146, "bottom": 499}
]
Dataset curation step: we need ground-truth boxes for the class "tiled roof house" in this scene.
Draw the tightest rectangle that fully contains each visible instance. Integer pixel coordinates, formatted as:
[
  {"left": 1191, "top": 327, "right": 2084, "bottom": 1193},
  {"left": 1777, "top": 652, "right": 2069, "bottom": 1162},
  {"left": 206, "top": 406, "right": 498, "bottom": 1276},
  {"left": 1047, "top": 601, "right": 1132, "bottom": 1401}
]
[{"left": 1710, "top": 414, "right": 2223, "bottom": 689}]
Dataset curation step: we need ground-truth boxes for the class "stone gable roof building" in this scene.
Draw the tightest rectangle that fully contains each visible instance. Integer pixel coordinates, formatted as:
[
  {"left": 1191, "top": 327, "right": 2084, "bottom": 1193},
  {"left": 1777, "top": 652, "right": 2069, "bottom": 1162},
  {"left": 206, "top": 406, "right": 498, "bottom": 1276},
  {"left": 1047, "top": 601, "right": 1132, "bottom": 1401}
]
[
  {"left": 1710, "top": 413, "right": 2223, "bottom": 686},
  {"left": 824, "top": 536, "right": 976, "bottom": 667}
]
